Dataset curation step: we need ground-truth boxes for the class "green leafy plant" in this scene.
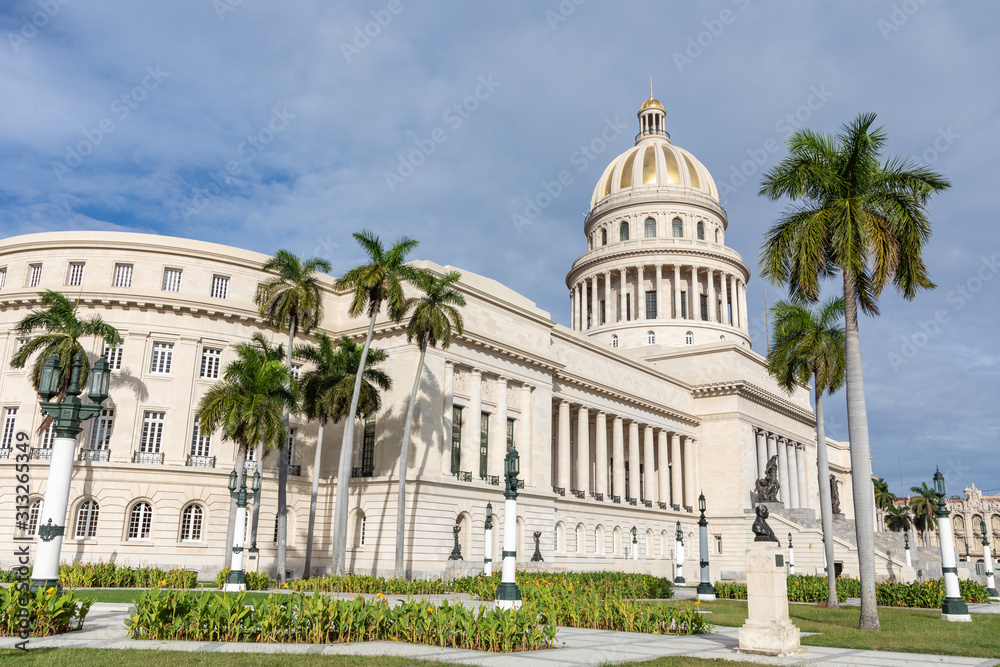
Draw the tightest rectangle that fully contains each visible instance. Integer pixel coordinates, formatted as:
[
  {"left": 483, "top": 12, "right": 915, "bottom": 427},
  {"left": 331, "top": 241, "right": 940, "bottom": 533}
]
[
  {"left": 215, "top": 569, "right": 274, "bottom": 591},
  {"left": 0, "top": 586, "right": 92, "bottom": 637}
]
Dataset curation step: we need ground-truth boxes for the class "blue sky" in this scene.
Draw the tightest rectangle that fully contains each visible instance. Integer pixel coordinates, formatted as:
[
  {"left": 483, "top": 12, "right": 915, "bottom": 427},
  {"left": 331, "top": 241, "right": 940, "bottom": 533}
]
[{"left": 2, "top": 1, "right": 997, "bottom": 497}]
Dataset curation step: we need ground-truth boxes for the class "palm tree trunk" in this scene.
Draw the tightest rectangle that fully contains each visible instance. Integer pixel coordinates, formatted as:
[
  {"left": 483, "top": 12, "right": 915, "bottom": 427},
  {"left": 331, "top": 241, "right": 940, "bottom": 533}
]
[
  {"left": 814, "top": 382, "right": 839, "bottom": 608},
  {"left": 842, "top": 272, "right": 880, "bottom": 631},
  {"left": 224, "top": 443, "right": 247, "bottom": 570},
  {"left": 304, "top": 418, "right": 325, "bottom": 578},
  {"left": 276, "top": 317, "right": 297, "bottom": 584},
  {"left": 394, "top": 334, "right": 429, "bottom": 579},
  {"left": 250, "top": 441, "right": 264, "bottom": 546},
  {"left": 332, "top": 310, "right": 379, "bottom": 575}
]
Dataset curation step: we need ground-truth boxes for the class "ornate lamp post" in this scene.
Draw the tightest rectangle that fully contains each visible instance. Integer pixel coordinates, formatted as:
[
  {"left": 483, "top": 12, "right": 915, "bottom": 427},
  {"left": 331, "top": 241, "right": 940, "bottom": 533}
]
[
  {"left": 224, "top": 466, "right": 261, "bottom": 591},
  {"left": 483, "top": 502, "right": 493, "bottom": 576},
  {"left": 981, "top": 519, "right": 999, "bottom": 600},
  {"left": 30, "top": 354, "right": 109, "bottom": 592},
  {"left": 495, "top": 447, "right": 522, "bottom": 610},
  {"left": 933, "top": 468, "right": 970, "bottom": 621},
  {"left": 904, "top": 532, "right": 912, "bottom": 568},
  {"left": 674, "top": 520, "right": 685, "bottom": 584},
  {"left": 963, "top": 538, "right": 970, "bottom": 563},
  {"left": 787, "top": 532, "right": 795, "bottom": 574},
  {"left": 696, "top": 493, "right": 715, "bottom": 600},
  {"left": 631, "top": 526, "right": 638, "bottom": 561}
]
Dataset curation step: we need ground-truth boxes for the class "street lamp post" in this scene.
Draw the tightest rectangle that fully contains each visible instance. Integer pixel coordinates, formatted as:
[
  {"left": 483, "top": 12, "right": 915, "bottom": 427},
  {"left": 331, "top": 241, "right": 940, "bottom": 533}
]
[
  {"left": 631, "top": 526, "right": 638, "bottom": 561},
  {"left": 696, "top": 493, "right": 715, "bottom": 601},
  {"left": 787, "top": 532, "right": 795, "bottom": 574},
  {"left": 933, "top": 468, "right": 971, "bottom": 621},
  {"left": 224, "top": 466, "right": 261, "bottom": 592},
  {"left": 674, "top": 521, "right": 685, "bottom": 584},
  {"left": 963, "top": 538, "right": 970, "bottom": 563},
  {"left": 904, "top": 532, "right": 912, "bottom": 568},
  {"left": 495, "top": 447, "right": 522, "bottom": 610},
  {"left": 30, "top": 354, "right": 109, "bottom": 592},
  {"left": 981, "top": 519, "right": 999, "bottom": 600},
  {"left": 484, "top": 502, "right": 493, "bottom": 576}
]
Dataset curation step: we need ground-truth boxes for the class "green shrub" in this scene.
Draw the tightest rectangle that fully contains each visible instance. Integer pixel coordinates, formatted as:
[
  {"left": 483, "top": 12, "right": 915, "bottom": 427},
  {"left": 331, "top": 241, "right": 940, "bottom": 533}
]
[
  {"left": 715, "top": 575, "right": 987, "bottom": 608},
  {"left": 0, "top": 586, "right": 92, "bottom": 636},
  {"left": 215, "top": 569, "right": 273, "bottom": 591},
  {"left": 57, "top": 561, "right": 196, "bottom": 589},
  {"left": 713, "top": 581, "right": 747, "bottom": 600},
  {"left": 786, "top": 575, "right": 848, "bottom": 603}
]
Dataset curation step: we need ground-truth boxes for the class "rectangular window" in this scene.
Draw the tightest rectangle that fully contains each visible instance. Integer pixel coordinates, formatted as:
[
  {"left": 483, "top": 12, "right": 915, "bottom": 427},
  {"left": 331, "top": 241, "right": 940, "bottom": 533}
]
[
  {"left": 200, "top": 347, "right": 222, "bottom": 379},
  {"left": 40, "top": 422, "right": 56, "bottom": 449},
  {"left": 1, "top": 407, "right": 18, "bottom": 448},
  {"left": 0, "top": 267, "right": 6, "bottom": 290},
  {"left": 700, "top": 294, "right": 708, "bottom": 321},
  {"left": 586, "top": 305, "right": 592, "bottom": 328},
  {"left": 639, "top": 463, "right": 645, "bottom": 501},
  {"left": 246, "top": 445, "right": 257, "bottom": 462},
  {"left": 285, "top": 428, "right": 296, "bottom": 465},
  {"left": 89, "top": 409, "right": 114, "bottom": 449},
  {"left": 626, "top": 294, "right": 632, "bottom": 321},
  {"left": 715, "top": 535, "right": 723, "bottom": 554},
  {"left": 113, "top": 263, "right": 133, "bottom": 288},
  {"left": 162, "top": 268, "right": 183, "bottom": 292},
  {"left": 359, "top": 517, "right": 367, "bottom": 547},
  {"left": 103, "top": 342, "right": 123, "bottom": 370},
  {"left": 450, "top": 406, "right": 463, "bottom": 474},
  {"left": 680, "top": 291, "right": 687, "bottom": 319},
  {"left": 479, "top": 412, "right": 489, "bottom": 478},
  {"left": 139, "top": 411, "right": 165, "bottom": 453},
  {"left": 28, "top": 264, "right": 42, "bottom": 287},
  {"left": 361, "top": 418, "right": 375, "bottom": 476},
  {"left": 68, "top": 262, "right": 85, "bottom": 286},
  {"left": 600, "top": 300, "right": 606, "bottom": 324},
  {"left": 290, "top": 363, "right": 302, "bottom": 381},
  {"left": 646, "top": 291, "right": 657, "bottom": 319},
  {"left": 624, "top": 461, "right": 630, "bottom": 498},
  {"left": 506, "top": 417, "right": 515, "bottom": 451},
  {"left": 211, "top": 275, "right": 229, "bottom": 299},
  {"left": 190, "top": 418, "right": 211, "bottom": 457},
  {"left": 150, "top": 342, "right": 174, "bottom": 374}
]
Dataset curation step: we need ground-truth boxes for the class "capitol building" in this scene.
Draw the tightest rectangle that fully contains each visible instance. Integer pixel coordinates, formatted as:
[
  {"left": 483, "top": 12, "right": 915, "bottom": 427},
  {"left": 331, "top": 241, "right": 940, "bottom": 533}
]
[{"left": 1, "top": 97, "right": 898, "bottom": 581}]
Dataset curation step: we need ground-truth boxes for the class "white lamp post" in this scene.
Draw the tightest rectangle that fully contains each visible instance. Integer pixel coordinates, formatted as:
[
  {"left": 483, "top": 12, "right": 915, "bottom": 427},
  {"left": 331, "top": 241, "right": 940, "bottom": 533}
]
[
  {"left": 904, "top": 532, "right": 912, "bottom": 568},
  {"left": 484, "top": 502, "right": 493, "bottom": 576},
  {"left": 30, "top": 354, "right": 110, "bottom": 592},
  {"left": 631, "top": 526, "right": 638, "bottom": 561},
  {"left": 787, "top": 532, "right": 795, "bottom": 574},
  {"left": 981, "top": 519, "right": 999, "bottom": 600},
  {"left": 933, "top": 468, "right": 971, "bottom": 621},
  {"left": 674, "top": 521, "right": 685, "bottom": 584},
  {"left": 495, "top": 448, "right": 522, "bottom": 610},
  {"left": 224, "top": 466, "right": 261, "bottom": 592}
]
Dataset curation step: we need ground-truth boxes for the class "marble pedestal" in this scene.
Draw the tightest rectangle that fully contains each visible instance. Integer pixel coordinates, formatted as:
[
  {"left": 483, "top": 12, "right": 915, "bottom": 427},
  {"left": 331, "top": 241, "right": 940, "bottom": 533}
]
[{"left": 737, "top": 541, "right": 804, "bottom": 656}]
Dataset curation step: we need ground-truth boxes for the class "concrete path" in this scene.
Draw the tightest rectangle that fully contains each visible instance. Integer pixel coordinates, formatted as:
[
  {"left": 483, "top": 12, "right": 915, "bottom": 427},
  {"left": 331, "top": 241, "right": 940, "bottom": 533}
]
[{"left": 3, "top": 602, "right": 997, "bottom": 666}]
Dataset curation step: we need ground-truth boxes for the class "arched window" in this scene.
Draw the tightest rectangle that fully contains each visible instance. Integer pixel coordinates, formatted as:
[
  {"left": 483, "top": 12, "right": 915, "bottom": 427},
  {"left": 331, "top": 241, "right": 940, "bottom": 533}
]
[
  {"left": 611, "top": 335, "right": 619, "bottom": 348},
  {"left": 595, "top": 525, "right": 605, "bottom": 554},
  {"left": 661, "top": 530, "right": 669, "bottom": 556},
  {"left": 601, "top": 229, "right": 607, "bottom": 246},
  {"left": 645, "top": 529, "right": 654, "bottom": 557},
  {"left": 714, "top": 228, "right": 720, "bottom": 243},
  {"left": 75, "top": 500, "right": 99, "bottom": 539},
  {"left": 576, "top": 523, "right": 586, "bottom": 554},
  {"left": 672, "top": 218, "right": 683, "bottom": 237},
  {"left": 24, "top": 498, "right": 43, "bottom": 537},
  {"left": 555, "top": 521, "right": 565, "bottom": 554},
  {"left": 180, "top": 504, "right": 203, "bottom": 542},
  {"left": 685, "top": 331, "right": 694, "bottom": 345},
  {"left": 644, "top": 218, "right": 656, "bottom": 238},
  {"left": 127, "top": 501, "right": 153, "bottom": 541},
  {"left": 613, "top": 526, "right": 622, "bottom": 556},
  {"left": 647, "top": 331, "right": 655, "bottom": 345},
  {"left": 620, "top": 222, "right": 630, "bottom": 241},
  {"left": 350, "top": 509, "right": 367, "bottom": 548},
  {"left": 697, "top": 221, "right": 705, "bottom": 240}
]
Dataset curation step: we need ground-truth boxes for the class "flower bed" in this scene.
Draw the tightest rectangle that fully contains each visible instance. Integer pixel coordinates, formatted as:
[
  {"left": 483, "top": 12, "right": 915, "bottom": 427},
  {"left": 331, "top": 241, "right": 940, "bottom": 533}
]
[
  {"left": 0, "top": 562, "right": 198, "bottom": 588},
  {"left": 215, "top": 569, "right": 275, "bottom": 591},
  {"left": 714, "top": 575, "right": 989, "bottom": 608},
  {"left": 0, "top": 586, "right": 92, "bottom": 637}
]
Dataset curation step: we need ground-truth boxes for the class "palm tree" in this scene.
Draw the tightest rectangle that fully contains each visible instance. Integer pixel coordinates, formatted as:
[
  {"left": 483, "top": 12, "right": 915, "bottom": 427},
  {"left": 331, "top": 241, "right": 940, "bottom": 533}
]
[
  {"left": 393, "top": 270, "right": 466, "bottom": 578},
  {"left": 332, "top": 230, "right": 421, "bottom": 575},
  {"left": 909, "top": 482, "right": 939, "bottom": 547},
  {"left": 195, "top": 340, "right": 295, "bottom": 572},
  {"left": 255, "top": 250, "right": 332, "bottom": 584},
  {"left": 11, "top": 290, "right": 122, "bottom": 393},
  {"left": 759, "top": 113, "right": 950, "bottom": 630},
  {"left": 295, "top": 333, "right": 391, "bottom": 576},
  {"left": 873, "top": 477, "right": 896, "bottom": 530},
  {"left": 766, "top": 296, "right": 845, "bottom": 608},
  {"left": 884, "top": 504, "right": 912, "bottom": 533}
]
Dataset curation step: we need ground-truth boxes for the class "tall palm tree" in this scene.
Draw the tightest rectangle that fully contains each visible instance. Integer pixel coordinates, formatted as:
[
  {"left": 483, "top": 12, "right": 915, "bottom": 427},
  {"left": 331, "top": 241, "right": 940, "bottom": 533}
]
[
  {"left": 393, "top": 270, "right": 466, "bottom": 578},
  {"left": 909, "top": 482, "right": 939, "bottom": 547},
  {"left": 759, "top": 113, "right": 950, "bottom": 630},
  {"left": 884, "top": 504, "right": 912, "bottom": 533},
  {"left": 295, "top": 333, "right": 391, "bottom": 576},
  {"left": 11, "top": 290, "right": 121, "bottom": 393},
  {"left": 255, "top": 250, "right": 331, "bottom": 584},
  {"left": 332, "top": 230, "right": 421, "bottom": 575},
  {"left": 873, "top": 477, "right": 896, "bottom": 531},
  {"left": 766, "top": 296, "right": 845, "bottom": 608},
  {"left": 195, "top": 340, "right": 295, "bottom": 572}
]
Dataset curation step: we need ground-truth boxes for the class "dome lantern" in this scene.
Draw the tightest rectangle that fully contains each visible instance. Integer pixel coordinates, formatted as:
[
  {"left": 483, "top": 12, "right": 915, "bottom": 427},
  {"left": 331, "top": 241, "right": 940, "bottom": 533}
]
[{"left": 637, "top": 81, "right": 667, "bottom": 142}]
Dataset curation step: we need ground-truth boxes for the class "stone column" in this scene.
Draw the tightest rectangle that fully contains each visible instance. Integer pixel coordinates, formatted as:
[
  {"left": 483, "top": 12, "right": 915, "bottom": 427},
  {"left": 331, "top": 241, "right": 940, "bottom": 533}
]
[
  {"left": 461, "top": 369, "right": 482, "bottom": 474},
  {"left": 776, "top": 436, "right": 789, "bottom": 505},
  {"left": 603, "top": 272, "right": 611, "bottom": 325},
  {"left": 755, "top": 429, "right": 767, "bottom": 481},
  {"left": 636, "top": 265, "right": 645, "bottom": 319},
  {"left": 727, "top": 275, "right": 737, "bottom": 328},
  {"left": 683, "top": 436, "right": 696, "bottom": 509},
  {"left": 673, "top": 264, "right": 682, "bottom": 319},
  {"left": 739, "top": 280, "right": 749, "bottom": 331},
  {"left": 520, "top": 384, "right": 533, "bottom": 487},
  {"left": 796, "top": 445, "right": 808, "bottom": 511},
  {"left": 557, "top": 400, "right": 571, "bottom": 491},
  {"left": 576, "top": 406, "right": 590, "bottom": 493},
  {"left": 786, "top": 440, "right": 799, "bottom": 508},
  {"left": 619, "top": 268, "right": 627, "bottom": 322},
  {"left": 493, "top": 377, "right": 508, "bottom": 477},
  {"left": 643, "top": 425, "right": 656, "bottom": 503},
  {"left": 628, "top": 421, "right": 641, "bottom": 501},
  {"left": 689, "top": 265, "right": 698, "bottom": 321},
  {"left": 656, "top": 264, "right": 663, "bottom": 320},
  {"left": 720, "top": 270, "right": 730, "bottom": 325},
  {"left": 589, "top": 276, "right": 597, "bottom": 330},
  {"left": 765, "top": 431, "right": 777, "bottom": 462},
  {"left": 595, "top": 412, "right": 608, "bottom": 496},
  {"left": 570, "top": 288, "right": 576, "bottom": 331},
  {"left": 442, "top": 361, "right": 455, "bottom": 474},
  {"left": 657, "top": 429, "right": 669, "bottom": 505},
  {"left": 612, "top": 417, "right": 625, "bottom": 500},
  {"left": 707, "top": 268, "right": 717, "bottom": 323},
  {"left": 670, "top": 433, "right": 682, "bottom": 507}
]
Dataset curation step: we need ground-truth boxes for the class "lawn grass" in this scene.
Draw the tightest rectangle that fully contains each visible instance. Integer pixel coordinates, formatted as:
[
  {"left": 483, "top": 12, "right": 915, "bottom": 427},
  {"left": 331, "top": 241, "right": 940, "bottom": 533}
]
[{"left": 685, "top": 599, "right": 1000, "bottom": 659}]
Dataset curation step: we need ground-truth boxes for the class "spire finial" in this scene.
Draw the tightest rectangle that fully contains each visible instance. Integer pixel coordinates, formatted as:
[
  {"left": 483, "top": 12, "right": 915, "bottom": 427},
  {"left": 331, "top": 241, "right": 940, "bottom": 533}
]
[{"left": 649, "top": 76, "right": 653, "bottom": 99}]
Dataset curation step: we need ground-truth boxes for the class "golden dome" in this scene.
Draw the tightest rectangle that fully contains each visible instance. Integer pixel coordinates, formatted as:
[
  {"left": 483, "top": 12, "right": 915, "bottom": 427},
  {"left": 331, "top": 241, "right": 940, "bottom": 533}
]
[{"left": 641, "top": 97, "right": 663, "bottom": 110}]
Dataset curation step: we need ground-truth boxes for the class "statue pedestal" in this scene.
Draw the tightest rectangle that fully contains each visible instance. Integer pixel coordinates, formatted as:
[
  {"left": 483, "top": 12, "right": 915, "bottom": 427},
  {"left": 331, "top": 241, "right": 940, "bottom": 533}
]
[{"left": 737, "top": 541, "right": 804, "bottom": 657}]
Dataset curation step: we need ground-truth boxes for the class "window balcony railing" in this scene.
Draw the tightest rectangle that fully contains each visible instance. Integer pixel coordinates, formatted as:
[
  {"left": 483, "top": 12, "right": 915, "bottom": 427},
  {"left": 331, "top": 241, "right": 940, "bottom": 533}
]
[
  {"left": 552, "top": 486, "right": 565, "bottom": 496},
  {"left": 643, "top": 500, "right": 653, "bottom": 508},
  {"left": 132, "top": 451, "right": 164, "bottom": 465},
  {"left": 590, "top": 492, "right": 604, "bottom": 502},
  {"left": 288, "top": 464, "right": 301, "bottom": 477},
  {"left": 29, "top": 448, "right": 53, "bottom": 460},
  {"left": 456, "top": 471, "right": 472, "bottom": 482},
  {"left": 0, "top": 448, "right": 9, "bottom": 459},
  {"left": 514, "top": 479, "right": 525, "bottom": 490},
  {"left": 628, "top": 498, "right": 637, "bottom": 506},
  {"left": 79, "top": 448, "right": 110, "bottom": 462},
  {"left": 683, "top": 505, "right": 693, "bottom": 513},
  {"left": 571, "top": 489, "right": 586, "bottom": 499},
  {"left": 657, "top": 501, "right": 667, "bottom": 510},
  {"left": 244, "top": 461, "right": 257, "bottom": 474},
  {"left": 351, "top": 466, "right": 373, "bottom": 478},
  {"left": 671, "top": 503, "right": 680, "bottom": 511},
  {"left": 485, "top": 474, "right": 499, "bottom": 486},
  {"left": 186, "top": 454, "right": 216, "bottom": 468},
  {"left": 612, "top": 495, "right": 621, "bottom": 504}
]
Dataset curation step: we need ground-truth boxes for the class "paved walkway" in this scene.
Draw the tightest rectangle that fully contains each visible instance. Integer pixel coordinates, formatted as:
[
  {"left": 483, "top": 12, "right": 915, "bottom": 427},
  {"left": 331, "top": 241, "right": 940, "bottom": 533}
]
[{"left": 3, "top": 602, "right": 997, "bottom": 666}]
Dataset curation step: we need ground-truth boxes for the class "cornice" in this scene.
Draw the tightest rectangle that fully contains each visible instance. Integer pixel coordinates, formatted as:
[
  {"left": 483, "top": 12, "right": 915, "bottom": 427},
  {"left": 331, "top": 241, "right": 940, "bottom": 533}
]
[
  {"left": 566, "top": 245, "right": 750, "bottom": 288},
  {"left": 693, "top": 379, "right": 816, "bottom": 427},
  {"left": 0, "top": 291, "right": 261, "bottom": 324},
  {"left": 554, "top": 370, "right": 700, "bottom": 428}
]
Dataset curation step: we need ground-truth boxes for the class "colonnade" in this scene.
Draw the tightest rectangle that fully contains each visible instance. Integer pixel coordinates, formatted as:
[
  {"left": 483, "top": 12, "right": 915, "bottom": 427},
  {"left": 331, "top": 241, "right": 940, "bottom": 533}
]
[
  {"left": 570, "top": 262, "right": 748, "bottom": 332},
  {"left": 554, "top": 399, "right": 697, "bottom": 511},
  {"left": 753, "top": 428, "right": 810, "bottom": 510}
]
